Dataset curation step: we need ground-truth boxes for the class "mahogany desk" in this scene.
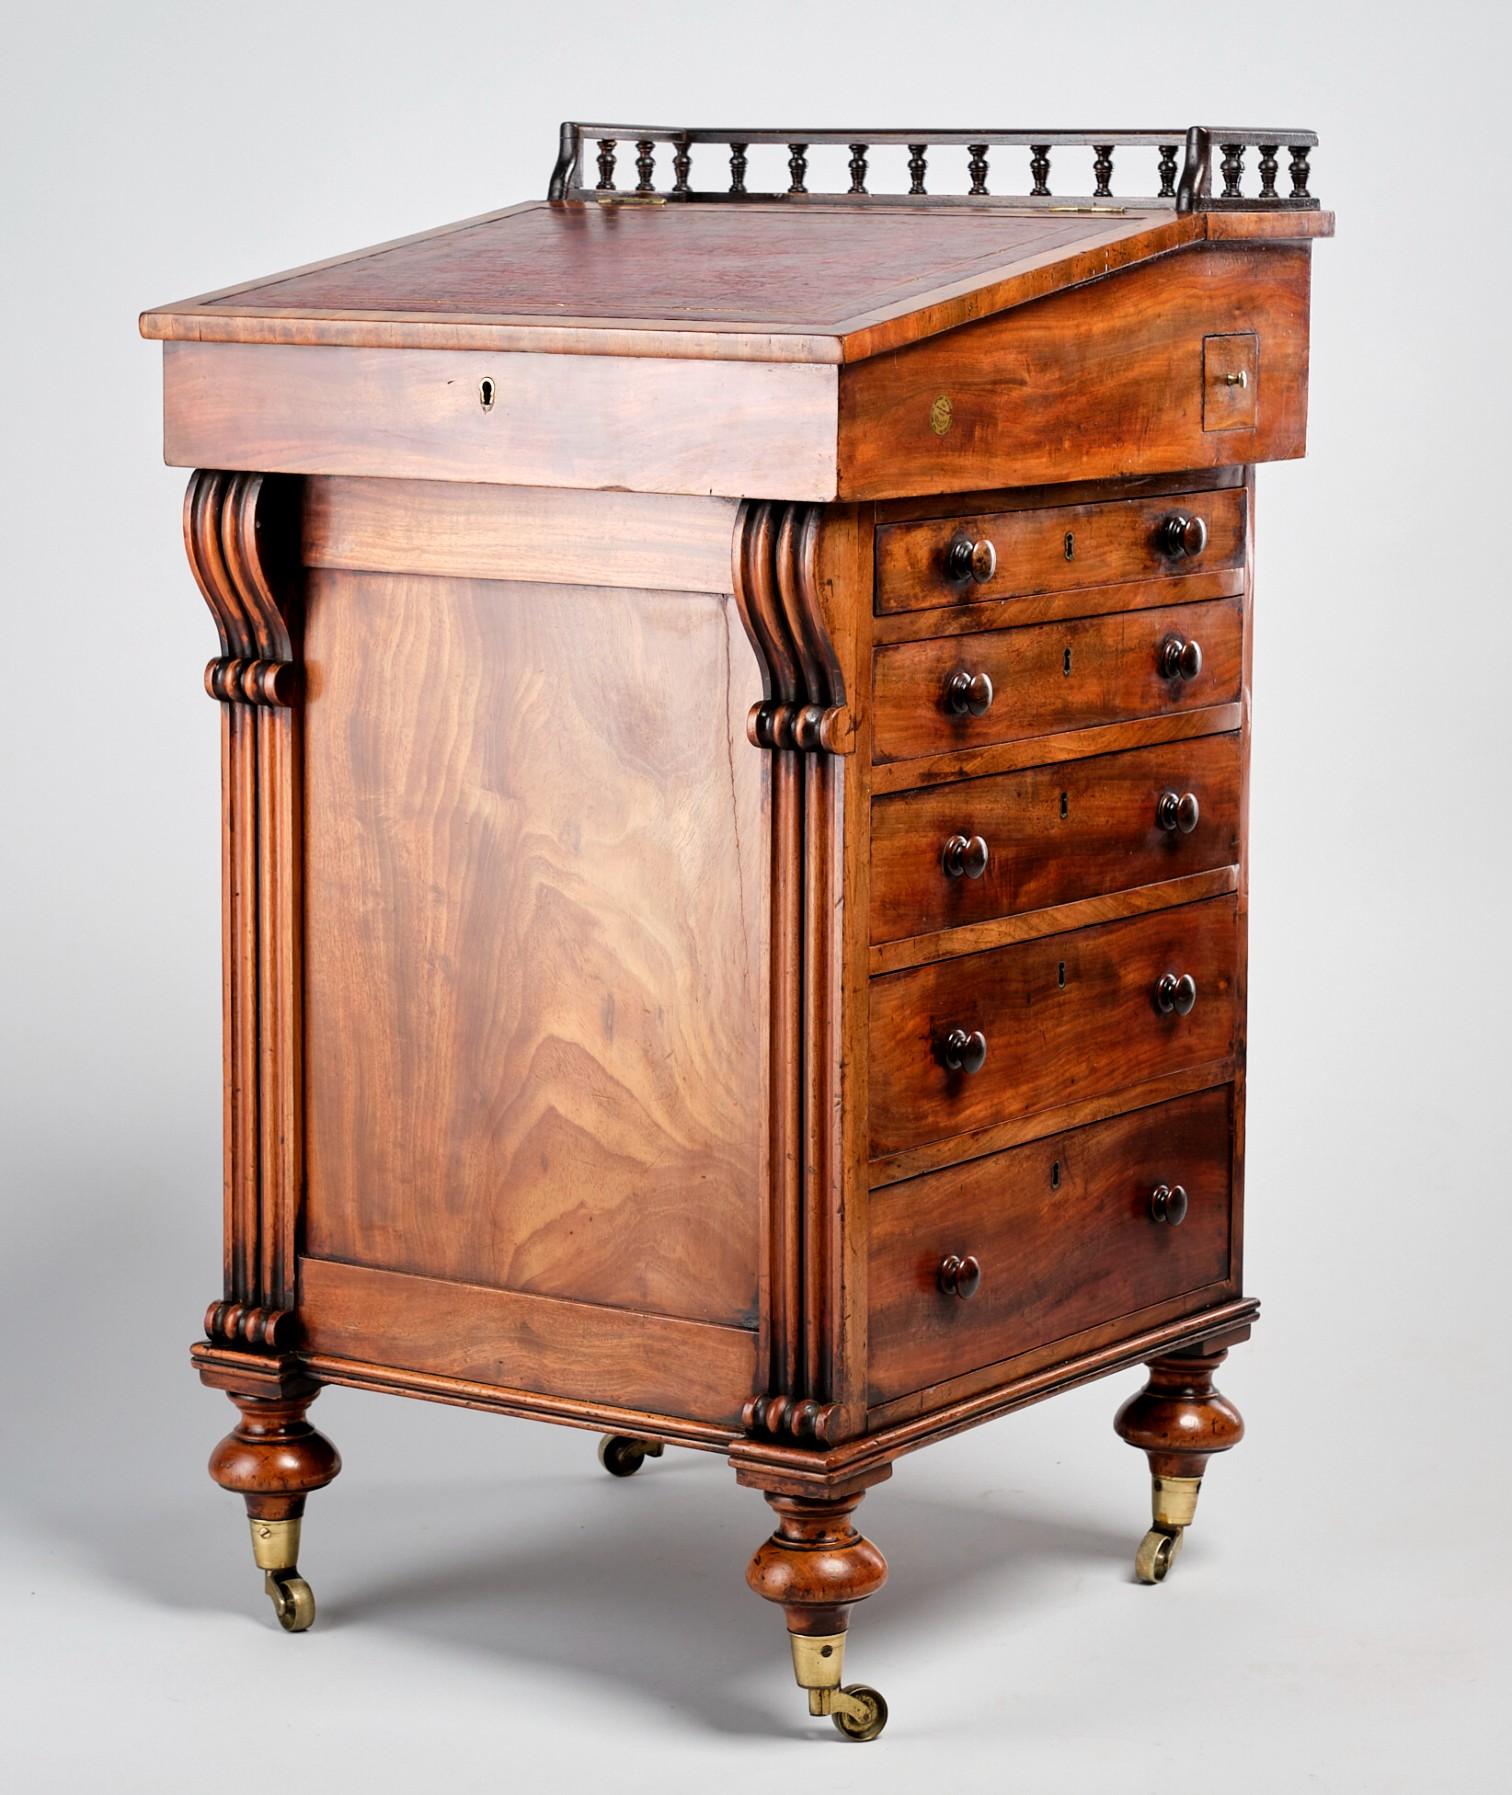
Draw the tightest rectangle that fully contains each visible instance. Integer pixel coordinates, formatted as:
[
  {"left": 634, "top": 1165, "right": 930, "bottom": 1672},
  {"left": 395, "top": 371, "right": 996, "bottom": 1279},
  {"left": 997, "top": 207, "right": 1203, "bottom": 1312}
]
[{"left": 143, "top": 124, "right": 1332, "bottom": 1740}]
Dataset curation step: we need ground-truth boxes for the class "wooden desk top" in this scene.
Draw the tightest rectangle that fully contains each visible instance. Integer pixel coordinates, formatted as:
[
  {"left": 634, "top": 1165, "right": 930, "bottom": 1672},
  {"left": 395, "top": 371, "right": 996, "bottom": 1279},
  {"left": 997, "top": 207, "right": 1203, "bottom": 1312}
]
[{"left": 142, "top": 122, "right": 1332, "bottom": 366}]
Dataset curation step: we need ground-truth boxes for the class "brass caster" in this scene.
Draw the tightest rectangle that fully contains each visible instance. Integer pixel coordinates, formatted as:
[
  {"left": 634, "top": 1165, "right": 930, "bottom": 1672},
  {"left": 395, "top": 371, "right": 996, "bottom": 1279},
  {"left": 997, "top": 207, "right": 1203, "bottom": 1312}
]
[
  {"left": 597, "top": 1434, "right": 665, "bottom": 1478},
  {"left": 1135, "top": 1525, "right": 1184, "bottom": 1584},
  {"left": 264, "top": 1570, "right": 316, "bottom": 1631},
  {"left": 831, "top": 1684, "right": 889, "bottom": 1742}
]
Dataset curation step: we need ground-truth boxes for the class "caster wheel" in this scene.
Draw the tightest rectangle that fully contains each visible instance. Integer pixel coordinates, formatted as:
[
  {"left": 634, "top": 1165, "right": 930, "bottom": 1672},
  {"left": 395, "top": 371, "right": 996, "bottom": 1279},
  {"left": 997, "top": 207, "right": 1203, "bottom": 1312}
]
[
  {"left": 598, "top": 1434, "right": 661, "bottom": 1478},
  {"left": 1135, "top": 1526, "right": 1183, "bottom": 1584},
  {"left": 832, "top": 1684, "right": 888, "bottom": 1742},
  {"left": 265, "top": 1571, "right": 316, "bottom": 1632}
]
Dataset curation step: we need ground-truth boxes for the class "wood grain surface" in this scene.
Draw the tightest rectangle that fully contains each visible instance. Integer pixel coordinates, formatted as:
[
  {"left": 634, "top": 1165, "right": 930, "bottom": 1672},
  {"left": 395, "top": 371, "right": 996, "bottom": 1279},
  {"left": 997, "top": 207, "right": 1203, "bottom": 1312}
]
[
  {"left": 839, "top": 245, "right": 1311, "bottom": 497},
  {"left": 869, "top": 732, "right": 1241, "bottom": 944},
  {"left": 868, "top": 895, "right": 1238, "bottom": 1157},
  {"left": 871, "top": 597, "right": 1244, "bottom": 764},
  {"left": 875, "top": 487, "right": 1245, "bottom": 614},
  {"left": 867, "top": 1088, "right": 1233, "bottom": 1402},
  {"left": 300, "top": 569, "right": 767, "bottom": 1329},
  {"left": 162, "top": 342, "right": 840, "bottom": 500},
  {"left": 305, "top": 478, "right": 739, "bottom": 594},
  {"left": 298, "top": 1258, "right": 758, "bottom": 1424}
]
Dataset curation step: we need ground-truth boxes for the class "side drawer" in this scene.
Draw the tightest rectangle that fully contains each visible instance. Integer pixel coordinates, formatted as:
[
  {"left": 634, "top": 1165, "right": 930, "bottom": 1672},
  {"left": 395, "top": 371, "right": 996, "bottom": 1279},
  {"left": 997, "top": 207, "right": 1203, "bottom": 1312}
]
[
  {"left": 871, "top": 596, "right": 1242, "bottom": 765},
  {"left": 875, "top": 488, "right": 1245, "bottom": 615},
  {"left": 870, "top": 733, "right": 1242, "bottom": 946},
  {"left": 867, "top": 1088, "right": 1234, "bottom": 1405},
  {"left": 868, "top": 897, "right": 1237, "bottom": 1159}
]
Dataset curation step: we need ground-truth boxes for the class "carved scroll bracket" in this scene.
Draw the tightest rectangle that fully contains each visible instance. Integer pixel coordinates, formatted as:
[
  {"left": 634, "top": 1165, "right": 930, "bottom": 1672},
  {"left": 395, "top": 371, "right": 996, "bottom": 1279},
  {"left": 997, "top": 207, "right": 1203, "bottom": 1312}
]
[
  {"left": 185, "top": 469, "right": 300, "bottom": 707},
  {"left": 184, "top": 470, "right": 305, "bottom": 1352},
  {"left": 733, "top": 501, "right": 859, "bottom": 1453},
  {"left": 733, "top": 502, "right": 853, "bottom": 756}
]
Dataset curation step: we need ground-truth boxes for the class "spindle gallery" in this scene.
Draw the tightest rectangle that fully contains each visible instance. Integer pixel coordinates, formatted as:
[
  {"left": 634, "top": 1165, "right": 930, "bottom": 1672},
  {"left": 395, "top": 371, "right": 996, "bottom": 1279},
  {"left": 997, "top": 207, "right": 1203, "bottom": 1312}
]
[{"left": 141, "top": 120, "right": 1332, "bottom": 1741}]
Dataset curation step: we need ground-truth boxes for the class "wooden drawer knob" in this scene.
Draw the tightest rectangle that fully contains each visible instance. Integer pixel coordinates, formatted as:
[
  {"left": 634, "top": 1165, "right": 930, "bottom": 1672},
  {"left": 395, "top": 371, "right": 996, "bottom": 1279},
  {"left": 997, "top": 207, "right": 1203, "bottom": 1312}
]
[
  {"left": 942, "top": 1027, "right": 988, "bottom": 1074},
  {"left": 1149, "top": 1183, "right": 1190, "bottom": 1226},
  {"left": 1158, "top": 513, "right": 1208, "bottom": 559},
  {"left": 945, "top": 536, "right": 997, "bottom": 584},
  {"left": 937, "top": 1253, "right": 983, "bottom": 1299},
  {"left": 941, "top": 833, "right": 990, "bottom": 879},
  {"left": 1154, "top": 972, "right": 1198, "bottom": 1017},
  {"left": 943, "top": 669, "right": 995, "bottom": 717},
  {"left": 1158, "top": 634, "right": 1203, "bottom": 682},
  {"left": 1155, "top": 789, "right": 1200, "bottom": 834}
]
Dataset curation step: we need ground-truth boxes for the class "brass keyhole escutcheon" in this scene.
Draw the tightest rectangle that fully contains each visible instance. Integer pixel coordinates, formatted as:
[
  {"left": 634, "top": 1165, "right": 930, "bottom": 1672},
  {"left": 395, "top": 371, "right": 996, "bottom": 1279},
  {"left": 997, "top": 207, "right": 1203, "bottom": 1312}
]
[
  {"left": 930, "top": 394, "right": 954, "bottom": 435},
  {"left": 1064, "top": 530, "right": 1075, "bottom": 560},
  {"left": 479, "top": 376, "right": 496, "bottom": 412}
]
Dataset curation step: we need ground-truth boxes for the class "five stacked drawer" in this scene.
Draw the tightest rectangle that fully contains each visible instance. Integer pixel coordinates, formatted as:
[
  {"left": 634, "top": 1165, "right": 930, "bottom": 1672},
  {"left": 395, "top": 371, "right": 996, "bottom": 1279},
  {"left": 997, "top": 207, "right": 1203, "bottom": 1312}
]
[{"left": 866, "top": 483, "right": 1247, "bottom": 1412}]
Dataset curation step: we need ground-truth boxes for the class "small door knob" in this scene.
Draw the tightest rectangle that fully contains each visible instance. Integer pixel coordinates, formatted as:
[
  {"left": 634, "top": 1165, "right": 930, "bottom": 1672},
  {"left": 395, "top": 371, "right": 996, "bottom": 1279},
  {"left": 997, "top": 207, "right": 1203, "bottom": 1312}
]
[
  {"left": 1156, "top": 790, "right": 1201, "bottom": 834},
  {"left": 1154, "top": 972, "right": 1198, "bottom": 1017},
  {"left": 942, "top": 833, "right": 990, "bottom": 879},
  {"left": 942, "top": 1027, "right": 988, "bottom": 1074},
  {"left": 1159, "top": 513, "right": 1209, "bottom": 559},
  {"left": 937, "top": 1253, "right": 983, "bottom": 1299},
  {"left": 1149, "top": 1183, "right": 1190, "bottom": 1226},
  {"left": 945, "top": 536, "right": 997, "bottom": 584},
  {"left": 943, "top": 669, "right": 995, "bottom": 717},
  {"left": 1159, "top": 635, "right": 1204, "bottom": 681}
]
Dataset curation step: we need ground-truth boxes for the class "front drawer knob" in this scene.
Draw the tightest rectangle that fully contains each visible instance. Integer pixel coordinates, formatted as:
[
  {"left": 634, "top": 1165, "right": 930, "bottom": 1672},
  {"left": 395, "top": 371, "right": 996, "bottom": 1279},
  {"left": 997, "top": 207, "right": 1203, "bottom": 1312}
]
[
  {"left": 1159, "top": 635, "right": 1204, "bottom": 682},
  {"left": 937, "top": 1253, "right": 983, "bottom": 1299},
  {"left": 1159, "top": 513, "right": 1209, "bottom": 559},
  {"left": 1149, "top": 1183, "right": 1190, "bottom": 1226},
  {"left": 942, "top": 1027, "right": 988, "bottom": 1074},
  {"left": 942, "top": 833, "right": 990, "bottom": 879},
  {"left": 945, "top": 536, "right": 997, "bottom": 584},
  {"left": 1156, "top": 790, "right": 1201, "bottom": 834},
  {"left": 943, "top": 669, "right": 995, "bottom": 717},
  {"left": 1154, "top": 972, "right": 1198, "bottom": 1017}
]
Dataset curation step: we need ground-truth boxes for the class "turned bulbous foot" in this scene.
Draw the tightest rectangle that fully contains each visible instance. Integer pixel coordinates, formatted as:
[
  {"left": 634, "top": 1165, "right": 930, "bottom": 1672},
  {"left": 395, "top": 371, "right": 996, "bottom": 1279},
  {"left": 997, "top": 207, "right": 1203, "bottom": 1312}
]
[
  {"left": 746, "top": 1489, "right": 889, "bottom": 1740},
  {"left": 209, "top": 1383, "right": 340, "bottom": 1630},
  {"left": 1115, "top": 1347, "right": 1244, "bottom": 1584}
]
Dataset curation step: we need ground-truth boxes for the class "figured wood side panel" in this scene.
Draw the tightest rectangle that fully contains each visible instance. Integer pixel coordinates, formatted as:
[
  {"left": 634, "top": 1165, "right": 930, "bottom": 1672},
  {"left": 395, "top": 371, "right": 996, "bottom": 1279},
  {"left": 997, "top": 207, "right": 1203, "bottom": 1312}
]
[
  {"left": 301, "top": 570, "right": 767, "bottom": 1328},
  {"left": 297, "top": 1258, "right": 757, "bottom": 1426},
  {"left": 838, "top": 245, "right": 1311, "bottom": 499},
  {"left": 163, "top": 343, "right": 840, "bottom": 501},
  {"left": 305, "top": 479, "right": 740, "bottom": 594}
]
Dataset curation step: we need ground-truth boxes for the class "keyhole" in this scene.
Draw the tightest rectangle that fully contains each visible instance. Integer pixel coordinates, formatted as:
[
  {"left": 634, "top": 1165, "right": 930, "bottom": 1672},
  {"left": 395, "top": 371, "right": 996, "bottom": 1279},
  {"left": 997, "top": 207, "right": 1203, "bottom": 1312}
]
[
  {"left": 1051, "top": 1160, "right": 1062, "bottom": 1190},
  {"left": 1064, "top": 531, "right": 1076, "bottom": 561},
  {"left": 1063, "top": 646, "right": 1072, "bottom": 677},
  {"left": 1057, "top": 960, "right": 1066, "bottom": 989},
  {"left": 479, "top": 376, "right": 496, "bottom": 411},
  {"left": 1059, "top": 791, "right": 1069, "bottom": 820}
]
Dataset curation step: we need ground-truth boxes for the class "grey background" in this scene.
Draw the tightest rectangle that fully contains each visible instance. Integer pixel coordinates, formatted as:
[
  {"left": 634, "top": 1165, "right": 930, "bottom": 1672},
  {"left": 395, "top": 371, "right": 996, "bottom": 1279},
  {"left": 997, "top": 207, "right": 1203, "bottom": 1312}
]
[{"left": 3, "top": 2, "right": 1508, "bottom": 1789}]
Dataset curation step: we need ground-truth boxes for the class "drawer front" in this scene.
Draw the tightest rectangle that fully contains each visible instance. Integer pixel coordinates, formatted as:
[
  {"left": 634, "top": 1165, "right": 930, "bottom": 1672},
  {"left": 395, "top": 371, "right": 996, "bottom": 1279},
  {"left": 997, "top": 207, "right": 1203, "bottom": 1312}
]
[
  {"left": 867, "top": 1088, "right": 1233, "bottom": 1404},
  {"left": 868, "top": 897, "right": 1236, "bottom": 1158},
  {"left": 872, "top": 597, "right": 1242, "bottom": 765},
  {"left": 875, "top": 488, "right": 1245, "bottom": 616},
  {"left": 870, "top": 734, "right": 1241, "bottom": 946}
]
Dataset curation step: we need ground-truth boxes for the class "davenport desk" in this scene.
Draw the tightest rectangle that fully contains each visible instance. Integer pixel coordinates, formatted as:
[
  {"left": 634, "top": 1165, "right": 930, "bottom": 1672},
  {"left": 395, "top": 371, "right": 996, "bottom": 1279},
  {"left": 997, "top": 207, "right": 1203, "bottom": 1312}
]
[{"left": 143, "top": 124, "right": 1332, "bottom": 1739}]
